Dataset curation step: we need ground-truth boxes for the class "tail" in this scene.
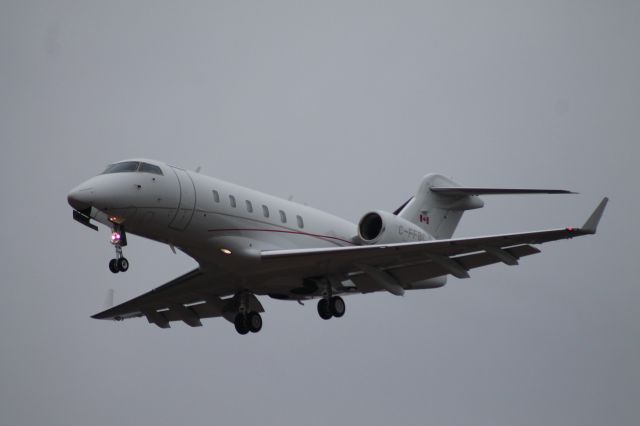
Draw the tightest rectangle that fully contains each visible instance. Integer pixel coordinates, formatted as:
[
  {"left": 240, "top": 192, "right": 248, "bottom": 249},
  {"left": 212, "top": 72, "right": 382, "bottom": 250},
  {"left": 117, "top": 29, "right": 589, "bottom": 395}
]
[{"left": 397, "top": 174, "right": 575, "bottom": 239}]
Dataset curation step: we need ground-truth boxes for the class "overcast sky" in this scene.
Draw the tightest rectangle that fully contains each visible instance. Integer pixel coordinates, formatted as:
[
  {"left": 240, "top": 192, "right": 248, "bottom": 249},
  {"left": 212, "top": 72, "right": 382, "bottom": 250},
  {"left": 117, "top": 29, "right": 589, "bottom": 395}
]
[{"left": 1, "top": 1, "right": 638, "bottom": 425}]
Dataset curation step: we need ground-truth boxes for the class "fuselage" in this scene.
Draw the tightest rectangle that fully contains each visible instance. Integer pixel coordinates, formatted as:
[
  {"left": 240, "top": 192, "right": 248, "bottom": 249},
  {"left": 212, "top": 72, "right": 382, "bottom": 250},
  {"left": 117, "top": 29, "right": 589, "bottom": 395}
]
[{"left": 68, "top": 159, "right": 357, "bottom": 271}]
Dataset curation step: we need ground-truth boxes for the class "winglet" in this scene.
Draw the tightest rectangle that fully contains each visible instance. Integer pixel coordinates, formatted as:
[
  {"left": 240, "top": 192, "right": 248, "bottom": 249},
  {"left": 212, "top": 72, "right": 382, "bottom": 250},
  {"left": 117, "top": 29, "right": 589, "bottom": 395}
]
[{"left": 582, "top": 197, "right": 609, "bottom": 234}]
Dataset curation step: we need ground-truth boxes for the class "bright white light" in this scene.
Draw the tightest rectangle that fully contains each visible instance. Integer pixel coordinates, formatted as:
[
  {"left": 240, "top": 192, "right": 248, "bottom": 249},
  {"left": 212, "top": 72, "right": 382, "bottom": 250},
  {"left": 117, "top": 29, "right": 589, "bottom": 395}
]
[
  {"left": 110, "top": 232, "right": 121, "bottom": 245},
  {"left": 220, "top": 248, "right": 232, "bottom": 255}
]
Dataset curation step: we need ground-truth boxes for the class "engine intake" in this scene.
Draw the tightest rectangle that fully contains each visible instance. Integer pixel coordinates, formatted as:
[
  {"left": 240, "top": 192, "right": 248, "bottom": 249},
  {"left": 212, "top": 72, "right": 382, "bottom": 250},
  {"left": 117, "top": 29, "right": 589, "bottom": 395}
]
[
  {"left": 359, "top": 212, "right": 383, "bottom": 241},
  {"left": 357, "top": 210, "right": 430, "bottom": 244}
]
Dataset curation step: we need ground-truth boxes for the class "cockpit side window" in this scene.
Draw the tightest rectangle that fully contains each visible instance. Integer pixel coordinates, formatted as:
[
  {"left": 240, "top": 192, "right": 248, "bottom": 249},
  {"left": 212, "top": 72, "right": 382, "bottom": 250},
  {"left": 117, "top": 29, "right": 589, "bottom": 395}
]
[
  {"left": 139, "top": 162, "right": 163, "bottom": 175},
  {"left": 102, "top": 161, "right": 140, "bottom": 174}
]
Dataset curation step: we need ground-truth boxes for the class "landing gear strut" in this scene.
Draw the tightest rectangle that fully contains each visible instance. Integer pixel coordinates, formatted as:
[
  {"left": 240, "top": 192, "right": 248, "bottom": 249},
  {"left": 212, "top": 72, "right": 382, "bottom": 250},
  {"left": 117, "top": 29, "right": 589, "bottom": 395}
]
[{"left": 108, "top": 225, "right": 129, "bottom": 273}]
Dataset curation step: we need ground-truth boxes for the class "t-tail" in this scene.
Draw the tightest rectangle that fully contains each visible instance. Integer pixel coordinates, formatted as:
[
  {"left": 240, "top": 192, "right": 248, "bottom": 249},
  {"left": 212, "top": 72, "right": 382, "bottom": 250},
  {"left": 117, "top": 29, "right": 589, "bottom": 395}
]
[{"left": 396, "top": 174, "right": 575, "bottom": 240}]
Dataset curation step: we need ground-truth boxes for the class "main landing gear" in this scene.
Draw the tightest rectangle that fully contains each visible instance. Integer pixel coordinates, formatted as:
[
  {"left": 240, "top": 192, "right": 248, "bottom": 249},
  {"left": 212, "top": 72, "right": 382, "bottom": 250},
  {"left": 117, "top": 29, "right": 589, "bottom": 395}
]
[
  {"left": 317, "top": 296, "right": 346, "bottom": 320},
  {"left": 234, "top": 312, "right": 263, "bottom": 335},
  {"left": 233, "top": 292, "right": 263, "bottom": 335},
  {"left": 108, "top": 226, "right": 129, "bottom": 274}
]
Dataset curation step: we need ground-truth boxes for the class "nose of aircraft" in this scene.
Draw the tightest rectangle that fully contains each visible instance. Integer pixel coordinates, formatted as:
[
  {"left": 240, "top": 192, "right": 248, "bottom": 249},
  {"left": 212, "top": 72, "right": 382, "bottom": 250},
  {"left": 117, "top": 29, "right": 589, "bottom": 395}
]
[
  {"left": 68, "top": 174, "right": 139, "bottom": 215},
  {"left": 67, "top": 184, "right": 93, "bottom": 211}
]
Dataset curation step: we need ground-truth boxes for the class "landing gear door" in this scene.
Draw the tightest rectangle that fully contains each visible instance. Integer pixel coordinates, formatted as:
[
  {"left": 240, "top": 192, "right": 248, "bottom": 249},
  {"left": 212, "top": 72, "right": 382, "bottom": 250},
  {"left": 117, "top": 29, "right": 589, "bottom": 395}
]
[{"left": 169, "top": 167, "right": 196, "bottom": 231}]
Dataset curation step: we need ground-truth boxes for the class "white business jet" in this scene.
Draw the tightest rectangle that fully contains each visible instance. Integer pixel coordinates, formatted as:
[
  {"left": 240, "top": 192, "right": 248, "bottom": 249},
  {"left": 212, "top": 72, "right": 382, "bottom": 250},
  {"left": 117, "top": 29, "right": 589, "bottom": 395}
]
[{"left": 67, "top": 159, "right": 607, "bottom": 335}]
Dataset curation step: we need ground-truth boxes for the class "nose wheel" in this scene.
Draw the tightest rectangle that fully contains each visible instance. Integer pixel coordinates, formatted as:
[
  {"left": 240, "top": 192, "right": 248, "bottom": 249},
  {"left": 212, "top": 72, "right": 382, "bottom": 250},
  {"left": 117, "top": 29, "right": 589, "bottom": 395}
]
[
  {"left": 108, "top": 255, "right": 129, "bottom": 273},
  {"left": 108, "top": 227, "right": 129, "bottom": 273}
]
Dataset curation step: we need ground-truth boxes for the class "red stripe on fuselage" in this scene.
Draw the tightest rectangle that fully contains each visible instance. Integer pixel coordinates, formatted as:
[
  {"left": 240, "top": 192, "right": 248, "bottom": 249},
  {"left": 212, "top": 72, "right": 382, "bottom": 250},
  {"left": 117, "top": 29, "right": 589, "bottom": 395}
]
[{"left": 207, "top": 228, "right": 355, "bottom": 246}]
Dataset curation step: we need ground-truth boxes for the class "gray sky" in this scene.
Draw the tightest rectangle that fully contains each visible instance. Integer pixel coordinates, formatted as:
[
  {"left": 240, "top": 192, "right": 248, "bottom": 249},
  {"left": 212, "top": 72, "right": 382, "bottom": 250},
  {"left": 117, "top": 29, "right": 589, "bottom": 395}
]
[{"left": 1, "top": 1, "right": 638, "bottom": 425}]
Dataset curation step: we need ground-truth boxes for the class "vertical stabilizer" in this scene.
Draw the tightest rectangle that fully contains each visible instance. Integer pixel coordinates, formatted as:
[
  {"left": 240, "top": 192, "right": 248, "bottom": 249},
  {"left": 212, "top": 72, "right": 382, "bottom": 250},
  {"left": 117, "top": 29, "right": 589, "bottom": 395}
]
[{"left": 398, "top": 174, "right": 484, "bottom": 239}]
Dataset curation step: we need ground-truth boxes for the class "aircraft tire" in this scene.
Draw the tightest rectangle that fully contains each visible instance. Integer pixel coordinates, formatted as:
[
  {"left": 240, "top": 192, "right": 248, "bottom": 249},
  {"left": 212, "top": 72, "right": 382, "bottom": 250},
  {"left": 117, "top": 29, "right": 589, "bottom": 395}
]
[
  {"left": 247, "top": 312, "right": 262, "bottom": 333},
  {"left": 117, "top": 257, "right": 129, "bottom": 272},
  {"left": 109, "top": 259, "right": 119, "bottom": 274},
  {"left": 234, "top": 313, "right": 249, "bottom": 335},
  {"left": 317, "top": 299, "right": 332, "bottom": 320},
  {"left": 330, "top": 296, "right": 345, "bottom": 318}
]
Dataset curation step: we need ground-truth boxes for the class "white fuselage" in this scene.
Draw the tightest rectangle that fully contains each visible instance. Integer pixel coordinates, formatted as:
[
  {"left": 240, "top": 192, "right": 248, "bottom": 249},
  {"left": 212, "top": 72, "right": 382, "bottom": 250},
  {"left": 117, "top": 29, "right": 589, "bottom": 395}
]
[{"left": 68, "top": 160, "right": 357, "bottom": 275}]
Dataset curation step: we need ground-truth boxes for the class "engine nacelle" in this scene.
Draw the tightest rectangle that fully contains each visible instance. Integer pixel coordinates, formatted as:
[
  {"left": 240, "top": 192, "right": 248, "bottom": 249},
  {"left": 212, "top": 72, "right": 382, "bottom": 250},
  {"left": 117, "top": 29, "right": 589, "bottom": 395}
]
[{"left": 358, "top": 210, "right": 431, "bottom": 245}]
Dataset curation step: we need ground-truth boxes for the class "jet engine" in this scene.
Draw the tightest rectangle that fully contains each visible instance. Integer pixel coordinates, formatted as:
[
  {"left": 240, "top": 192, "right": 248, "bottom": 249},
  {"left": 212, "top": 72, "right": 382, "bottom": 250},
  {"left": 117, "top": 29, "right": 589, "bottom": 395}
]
[{"left": 357, "top": 210, "right": 431, "bottom": 245}]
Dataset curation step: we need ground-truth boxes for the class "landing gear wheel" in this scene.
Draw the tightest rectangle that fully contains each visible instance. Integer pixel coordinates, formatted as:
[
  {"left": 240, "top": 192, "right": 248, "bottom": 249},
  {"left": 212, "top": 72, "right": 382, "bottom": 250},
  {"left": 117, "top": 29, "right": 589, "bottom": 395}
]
[
  {"left": 117, "top": 257, "right": 129, "bottom": 272},
  {"left": 234, "top": 313, "right": 249, "bottom": 335},
  {"left": 246, "top": 312, "right": 263, "bottom": 333},
  {"left": 317, "top": 299, "right": 332, "bottom": 320},
  {"left": 330, "top": 296, "right": 345, "bottom": 318},
  {"left": 109, "top": 259, "right": 119, "bottom": 274}
]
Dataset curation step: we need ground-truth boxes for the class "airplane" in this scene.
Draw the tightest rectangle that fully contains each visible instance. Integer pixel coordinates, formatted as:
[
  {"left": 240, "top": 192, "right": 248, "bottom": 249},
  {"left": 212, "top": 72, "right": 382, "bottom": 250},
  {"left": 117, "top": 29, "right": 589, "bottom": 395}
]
[{"left": 67, "top": 159, "right": 608, "bottom": 335}]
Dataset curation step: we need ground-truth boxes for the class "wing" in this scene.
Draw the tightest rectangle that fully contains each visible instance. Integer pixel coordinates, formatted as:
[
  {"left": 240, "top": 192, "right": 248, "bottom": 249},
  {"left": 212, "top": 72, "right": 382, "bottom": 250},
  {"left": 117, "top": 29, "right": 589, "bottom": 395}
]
[
  {"left": 92, "top": 198, "right": 606, "bottom": 327},
  {"left": 261, "top": 198, "right": 609, "bottom": 295},
  {"left": 92, "top": 268, "right": 263, "bottom": 328}
]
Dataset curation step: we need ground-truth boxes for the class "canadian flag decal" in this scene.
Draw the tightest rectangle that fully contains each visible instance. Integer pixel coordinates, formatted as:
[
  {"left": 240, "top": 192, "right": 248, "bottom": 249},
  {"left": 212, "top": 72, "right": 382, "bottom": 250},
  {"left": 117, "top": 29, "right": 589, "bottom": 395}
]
[{"left": 419, "top": 214, "right": 429, "bottom": 224}]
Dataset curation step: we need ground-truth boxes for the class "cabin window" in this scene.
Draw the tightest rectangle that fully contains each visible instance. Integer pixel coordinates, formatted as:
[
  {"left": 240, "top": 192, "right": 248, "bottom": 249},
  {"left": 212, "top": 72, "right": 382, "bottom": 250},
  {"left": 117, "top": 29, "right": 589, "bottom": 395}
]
[
  {"left": 212, "top": 190, "right": 220, "bottom": 203},
  {"left": 279, "top": 210, "right": 287, "bottom": 223},
  {"left": 229, "top": 195, "right": 236, "bottom": 208},
  {"left": 246, "top": 200, "right": 253, "bottom": 213},
  {"left": 262, "top": 205, "right": 269, "bottom": 218},
  {"left": 296, "top": 215, "right": 304, "bottom": 228}
]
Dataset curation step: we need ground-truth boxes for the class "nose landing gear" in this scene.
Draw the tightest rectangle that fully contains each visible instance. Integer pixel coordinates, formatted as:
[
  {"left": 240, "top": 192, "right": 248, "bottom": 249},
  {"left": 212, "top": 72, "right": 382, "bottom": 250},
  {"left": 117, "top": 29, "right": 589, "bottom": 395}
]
[{"left": 108, "top": 226, "right": 129, "bottom": 273}]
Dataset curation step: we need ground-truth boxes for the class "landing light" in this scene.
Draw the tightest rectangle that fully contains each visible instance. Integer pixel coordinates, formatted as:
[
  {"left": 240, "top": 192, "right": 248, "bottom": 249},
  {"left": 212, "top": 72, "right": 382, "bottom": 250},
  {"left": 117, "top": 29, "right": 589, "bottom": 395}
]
[
  {"left": 109, "top": 216, "right": 126, "bottom": 224},
  {"left": 220, "top": 248, "right": 232, "bottom": 255},
  {"left": 111, "top": 232, "right": 121, "bottom": 245}
]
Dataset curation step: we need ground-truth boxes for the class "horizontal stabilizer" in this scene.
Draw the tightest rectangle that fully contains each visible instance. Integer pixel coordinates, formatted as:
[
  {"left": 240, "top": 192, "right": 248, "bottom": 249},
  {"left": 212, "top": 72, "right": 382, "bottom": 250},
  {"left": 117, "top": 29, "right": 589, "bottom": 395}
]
[{"left": 430, "top": 187, "right": 576, "bottom": 196}]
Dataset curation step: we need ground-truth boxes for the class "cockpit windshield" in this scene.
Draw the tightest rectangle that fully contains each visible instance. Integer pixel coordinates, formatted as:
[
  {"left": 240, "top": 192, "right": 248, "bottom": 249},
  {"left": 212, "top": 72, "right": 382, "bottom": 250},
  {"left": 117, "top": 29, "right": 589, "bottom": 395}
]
[
  {"left": 102, "top": 162, "right": 140, "bottom": 174},
  {"left": 139, "top": 162, "right": 163, "bottom": 175},
  {"left": 102, "top": 161, "right": 163, "bottom": 175}
]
